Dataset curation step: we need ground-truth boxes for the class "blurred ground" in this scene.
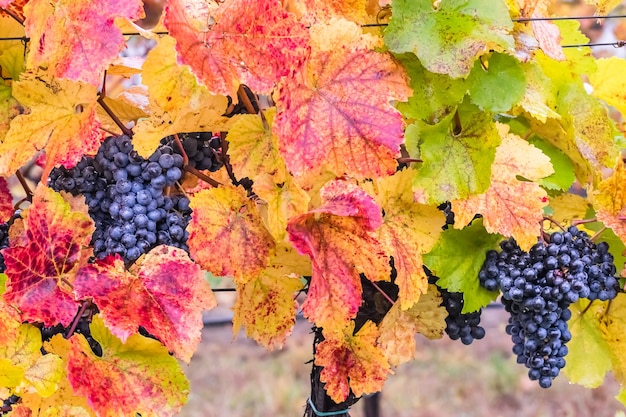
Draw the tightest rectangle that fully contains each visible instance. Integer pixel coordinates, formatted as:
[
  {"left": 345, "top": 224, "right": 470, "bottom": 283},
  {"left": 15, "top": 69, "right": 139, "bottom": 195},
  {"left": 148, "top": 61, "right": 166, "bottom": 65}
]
[{"left": 179, "top": 302, "right": 624, "bottom": 417}]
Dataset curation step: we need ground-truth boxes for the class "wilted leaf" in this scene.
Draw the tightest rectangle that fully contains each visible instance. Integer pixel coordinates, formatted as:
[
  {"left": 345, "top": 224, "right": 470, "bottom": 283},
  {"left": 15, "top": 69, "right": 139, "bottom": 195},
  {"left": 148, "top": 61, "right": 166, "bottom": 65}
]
[{"left": 594, "top": 159, "right": 626, "bottom": 244}]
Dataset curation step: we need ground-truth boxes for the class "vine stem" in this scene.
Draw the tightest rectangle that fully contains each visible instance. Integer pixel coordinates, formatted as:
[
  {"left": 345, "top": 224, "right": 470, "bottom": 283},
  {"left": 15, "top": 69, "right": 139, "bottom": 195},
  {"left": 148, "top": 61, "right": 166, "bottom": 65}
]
[
  {"left": 172, "top": 133, "right": 189, "bottom": 166},
  {"left": 97, "top": 94, "right": 133, "bottom": 137},
  {"left": 581, "top": 299, "right": 594, "bottom": 316},
  {"left": 15, "top": 169, "right": 33, "bottom": 202},
  {"left": 572, "top": 218, "right": 598, "bottom": 226},
  {"left": 370, "top": 281, "right": 395, "bottom": 305},
  {"left": 590, "top": 226, "right": 607, "bottom": 242},
  {"left": 183, "top": 165, "right": 221, "bottom": 188},
  {"left": 397, "top": 157, "right": 422, "bottom": 164},
  {"left": 1, "top": 8, "right": 24, "bottom": 25},
  {"left": 64, "top": 301, "right": 91, "bottom": 339}
]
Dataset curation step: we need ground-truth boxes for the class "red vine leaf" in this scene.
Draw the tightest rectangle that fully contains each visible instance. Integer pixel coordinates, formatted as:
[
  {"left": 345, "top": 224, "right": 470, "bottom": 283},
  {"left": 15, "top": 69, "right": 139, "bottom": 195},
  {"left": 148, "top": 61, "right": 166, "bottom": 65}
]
[
  {"left": 0, "top": 177, "right": 12, "bottom": 223},
  {"left": 24, "top": 0, "right": 144, "bottom": 86},
  {"left": 2, "top": 185, "right": 94, "bottom": 326},
  {"left": 287, "top": 180, "right": 389, "bottom": 331},
  {"left": 67, "top": 316, "right": 189, "bottom": 417},
  {"left": 274, "top": 19, "right": 411, "bottom": 179},
  {"left": 315, "top": 321, "right": 390, "bottom": 402},
  {"left": 164, "top": 0, "right": 310, "bottom": 96},
  {"left": 74, "top": 246, "right": 216, "bottom": 363},
  {"left": 187, "top": 186, "right": 275, "bottom": 283}
]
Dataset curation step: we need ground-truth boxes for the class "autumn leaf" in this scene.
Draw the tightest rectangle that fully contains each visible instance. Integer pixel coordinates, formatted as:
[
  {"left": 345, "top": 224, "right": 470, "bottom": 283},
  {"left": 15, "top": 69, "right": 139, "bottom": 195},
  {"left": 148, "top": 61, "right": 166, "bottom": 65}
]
[
  {"left": 585, "top": 0, "right": 622, "bottom": 16},
  {"left": 517, "top": 62, "right": 560, "bottom": 123},
  {"left": 287, "top": 0, "right": 370, "bottom": 24},
  {"left": 601, "top": 294, "right": 626, "bottom": 392},
  {"left": 233, "top": 243, "right": 307, "bottom": 350},
  {"left": 0, "top": 177, "right": 12, "bottom": 223},
  {"left": 423, "top": 218, "right": 501, "bottom": 313},
  {"left": 254, "top": 173, "right": 310, "bottom": 242},
  {"left": 164, "top": 0, "right": 309, "bottom": 96},
  {"left": 377, "top": 286, "right": 445, "bottom": 367},
  {"left": 0, "top": 274, "right": 21, "bottom": 347},
  {"left": 452, "top": 124, "right": 553, "bottom": 251},
  {"left": 226, "top": 107, "right": 288, "bottom": 185},
  {"left": 412, "top": 101, "right": 502, "bottom": 205},
  {"left": 2, "top": 185, "right": 94, "bottom": 326},
  {"left": 67, "top": 316, "right": 189, "bottom": 417},
  {"left": 0, "top": 71, "right": 101, "bottom": 178},
  {"left": 287, "top": 180, "right": 389, "bottom": 331},
  {"left": 24, "top": 0, "right": 144, "bottom": 86},
  {"left": 362, "top": 168, "right": 445, "bottom": 309},
  {"left": 384, "top": 0, "right": 514, "bottom": 78},
  {"left": 74, "top": 246, "right": 216, "bottom": 363},
  {"left": 188, "top": 186, "right": 275, "bottom": 283},
  {"left": 564, "top": 299, "right": 613, "bottom": 388},
  {"left": 132, "top": 35, "right": 232, "bottom": 157},
  {"left": 0, "top": 79, "right": 25, "bottom": 141},
  {"left": 274, "top": 18, "right": 411, "bottom": 179},
  {"left": 315, "top": 321, "right": 390, "bottom": 403},
  {"left": 0, "top": 323, "right": 64, "bottom": 397},
  {"left": 594, "top": 159, "right": 626, "bottom": 245},
  {"left": 589, "top": 57, "right": 626, "bottom": 117}
]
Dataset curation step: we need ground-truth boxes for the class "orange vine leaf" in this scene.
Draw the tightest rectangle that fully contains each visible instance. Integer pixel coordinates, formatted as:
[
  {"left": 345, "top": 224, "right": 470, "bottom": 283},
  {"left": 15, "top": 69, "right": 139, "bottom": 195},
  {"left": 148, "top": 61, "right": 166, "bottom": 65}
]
[
  {"left": 315, "top": 321, "right": 390, "bottom": 403},
  {"left": 274, "top": 19, "right": 411, "bottom": 179},
  {"left": 2, "top": 186, "right": 94, "bottom": 326},
  {"left": 287, "top": 180, "right": 389, "bottom": 331},
  {"left": 74, "top": 246, "right": 216, "bottom": 363},
  {"left": 24, "top": 0, "right": 144, "bottom": 86},
  {"left": 66, "top": 316, "right": 189, "bottom": 417},
  {"left": 164, "top": 0, "right": 310, "bottom": 96},
  {"left": 187, "top": 186, "right": 275, "bottom": 283}
]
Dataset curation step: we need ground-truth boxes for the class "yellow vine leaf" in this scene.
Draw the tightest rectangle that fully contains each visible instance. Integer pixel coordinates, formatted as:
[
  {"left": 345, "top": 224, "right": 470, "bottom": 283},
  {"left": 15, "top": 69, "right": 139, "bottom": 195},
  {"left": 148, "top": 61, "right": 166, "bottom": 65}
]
[
  {"left": 548, "top": 193, "right": 590, "bottom": 226},
  {"left": 601, "top": 294, "right": 626, "bottom": 396},
  {"left": 378, "top": 285, "right": 445, "bottom": 367},
  {"left": 315, "top": 321, "right": 390, "bottom": 403},
  {"left": 254, "top": 173, "right": 310, "bottom": 241},
  {"left": 564, "top": 299, "right": 613, "bottom": 388},
  {"left": 0, "top": 71, "right": 101, "bottom": 178},
  {"left": 584, "top": 0, "right": 622, "bottom": 16},
  {"left": 227, "top": 108, "right": 288, "bottom": 185},
  {"left": 594, "top": 159, "right": 626, "bottom": 243},
  {"left": 0, "top": 274, "right": 21, "bottom": 347},
  {"left": 133, "top": 35, "right": 232, "bottom": 157},
  {"left": 517, "top": 62, "right": 560, "bottom": 123},
  {"left": 589, "top": 57, "right": 626, "bottom": 117},
  {"left": 188, "top": 186, "right": 275, "bottom": 284},
  {"left": 233, "top": 242, "right": 308, "bottom": 350},
  {"left": 362, "top": 168, "right": 445, "bottom": 309},
  {"left": 453, "top": 124, "right": 553, "bottom": 251}
]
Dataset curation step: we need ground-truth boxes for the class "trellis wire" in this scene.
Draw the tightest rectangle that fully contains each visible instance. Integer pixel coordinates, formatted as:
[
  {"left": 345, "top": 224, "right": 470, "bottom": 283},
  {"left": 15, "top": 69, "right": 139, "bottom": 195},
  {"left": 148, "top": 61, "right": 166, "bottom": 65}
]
[{"left": 1, "top": 13, "right": 626, "bottom": 49}]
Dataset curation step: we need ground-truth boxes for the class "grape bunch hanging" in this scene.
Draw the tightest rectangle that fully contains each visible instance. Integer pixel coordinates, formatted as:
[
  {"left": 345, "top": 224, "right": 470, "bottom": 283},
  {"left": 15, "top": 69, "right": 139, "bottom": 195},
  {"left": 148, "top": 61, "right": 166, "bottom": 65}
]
[{"left": 478, "top": 226, "right": 621, "bottom": 388}]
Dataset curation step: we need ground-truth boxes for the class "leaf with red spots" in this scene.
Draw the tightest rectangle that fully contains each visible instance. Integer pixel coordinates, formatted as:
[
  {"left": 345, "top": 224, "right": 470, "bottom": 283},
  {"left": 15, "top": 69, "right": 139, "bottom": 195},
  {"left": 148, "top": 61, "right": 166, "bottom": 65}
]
[
  {"left": 67, "top": 315, "right": 189, "bottom": 417},
  {"left": 74, "top": 246, "right": 216, "bottom": 363},
  {"left": 315, "top": 321, "right": 390, "bottom": 402},
  {"left": 233, "top": 242, "right": 308, "bottom": 350},
  {"left": 287, "top": 180, "right": 389, "bottom": 331},
  {"left": 187, "top": 186, "right": 275, "bottom": 283},
  {"left": 0, "top": 177, "right": 12, "bottom": 223},
  {"left": 164, "top": 0, "right": 310, "bottom": 96},
  {"left": 274, "top": 19, "right": 411, "bottom": 179},
  {"left": 0, "top": 71, "right": 101, "bottom": 178},
  {"left": 2, "top": 185, "right": 94, "bottom": 326},
  {"left": 24, "top": 0, "right": 144, "bottom": 86}
]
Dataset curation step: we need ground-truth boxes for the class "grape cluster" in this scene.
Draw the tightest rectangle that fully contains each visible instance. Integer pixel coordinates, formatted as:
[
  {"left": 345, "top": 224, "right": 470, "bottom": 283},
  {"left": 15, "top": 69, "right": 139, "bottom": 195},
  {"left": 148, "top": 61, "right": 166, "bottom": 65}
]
[
  {"left": 1, "top": 395, "right": 20, "bottom": 414},
  {"left": 0, "top": 221, "right": 8, "bottom": 273},
  {"left": 160, "top": 132, "right": 223, "bottom": 172},
  {"left": 49, "top": 134, "right": 192, "bottom": 263},
  {"left": 426, "top": 267, "right": 486, "bottom": 345},
  {"left": 479, "top": 226, "right": 621, "bottom": 388}
]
